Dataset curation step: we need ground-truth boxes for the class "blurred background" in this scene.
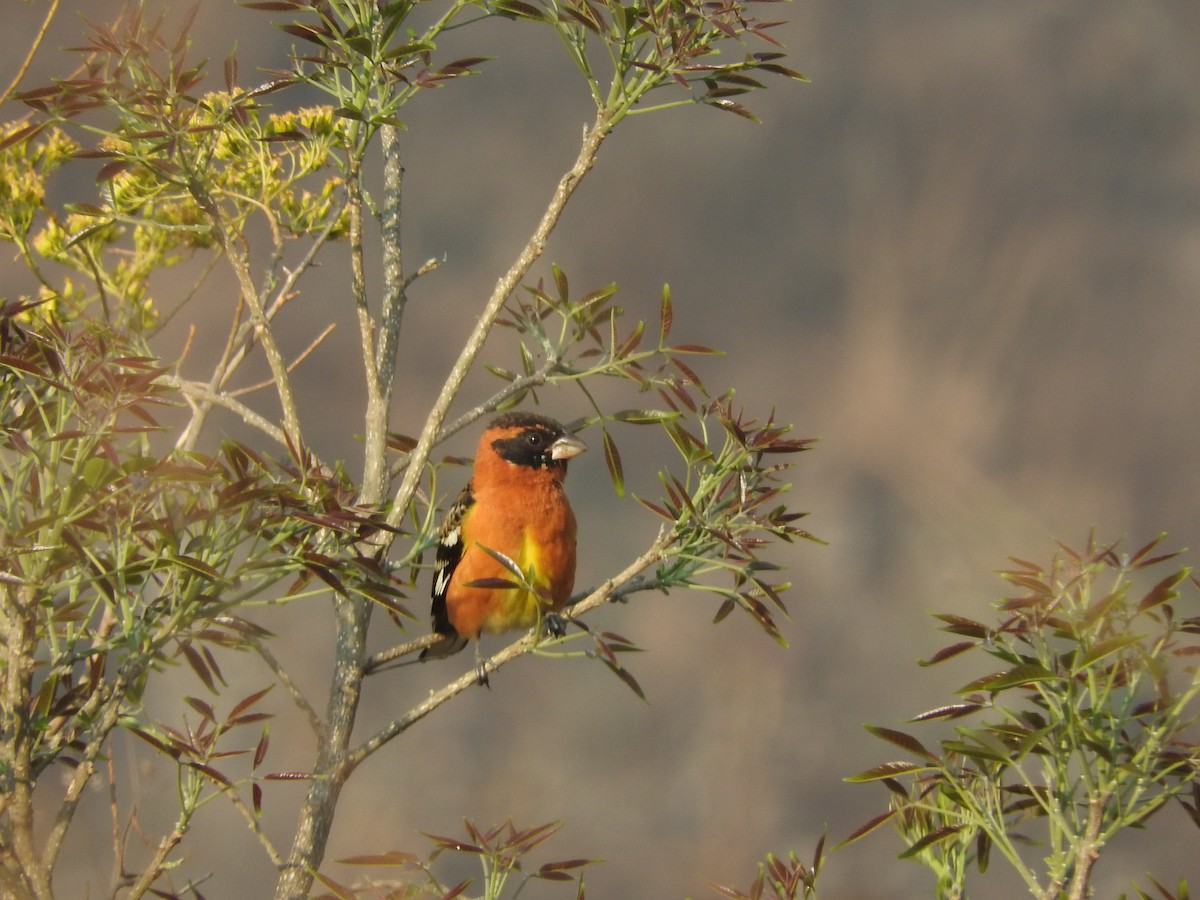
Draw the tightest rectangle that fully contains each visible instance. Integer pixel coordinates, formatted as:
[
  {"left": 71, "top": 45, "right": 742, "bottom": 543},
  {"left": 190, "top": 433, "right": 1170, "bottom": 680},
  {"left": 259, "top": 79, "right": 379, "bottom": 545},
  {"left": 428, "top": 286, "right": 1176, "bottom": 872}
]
[{"left": 7, "top": 0, "right": 1200, "bottom": 896}]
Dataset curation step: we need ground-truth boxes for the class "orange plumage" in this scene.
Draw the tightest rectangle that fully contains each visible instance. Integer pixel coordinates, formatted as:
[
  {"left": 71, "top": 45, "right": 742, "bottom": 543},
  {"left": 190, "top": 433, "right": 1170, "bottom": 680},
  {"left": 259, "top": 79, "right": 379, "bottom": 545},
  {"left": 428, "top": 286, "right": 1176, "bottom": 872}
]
[{"left": 422, "top": 412, "right": 586, "bottom": 662}]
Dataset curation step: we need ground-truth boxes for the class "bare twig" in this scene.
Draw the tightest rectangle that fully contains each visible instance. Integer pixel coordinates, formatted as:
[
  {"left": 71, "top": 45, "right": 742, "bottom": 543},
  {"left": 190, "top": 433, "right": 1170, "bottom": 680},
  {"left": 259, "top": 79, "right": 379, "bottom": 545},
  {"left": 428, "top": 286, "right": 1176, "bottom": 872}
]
[
  {"left": 162, "top": 375, "right": 288, "bottom": 448},
  {"left": 123, "top": 826, "right": 185, "bottom": 900},
  {"left": 252, "top": 641, "right": 323, "bottom": 739},
  {"left": 363, "top": 633, "right": 445, "bottom": 674},
  {"left": 176, "top": 195, "right": 347, "bottom": 451},
  {"left": 0, "top": 0, "right": 60, "bottom": 106},
  {"left": 40, "top": 680, "right": 128, "bottom": 875},
  {"left": 222, "top": 783, "right": 284, "bottom": 869},
  {"left": 229, "top": 323, "right": 337, "bottom": 398},
  {"left": 364, "top": 567, "right": 668, "bottom": 675}
]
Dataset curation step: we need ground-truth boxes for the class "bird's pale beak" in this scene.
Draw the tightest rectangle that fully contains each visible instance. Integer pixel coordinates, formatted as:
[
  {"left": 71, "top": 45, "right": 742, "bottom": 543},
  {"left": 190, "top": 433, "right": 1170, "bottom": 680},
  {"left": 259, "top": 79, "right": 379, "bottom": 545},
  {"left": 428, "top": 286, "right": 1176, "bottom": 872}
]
[{"left": 551, "top": 432, "right": 587, "bottom": 461}]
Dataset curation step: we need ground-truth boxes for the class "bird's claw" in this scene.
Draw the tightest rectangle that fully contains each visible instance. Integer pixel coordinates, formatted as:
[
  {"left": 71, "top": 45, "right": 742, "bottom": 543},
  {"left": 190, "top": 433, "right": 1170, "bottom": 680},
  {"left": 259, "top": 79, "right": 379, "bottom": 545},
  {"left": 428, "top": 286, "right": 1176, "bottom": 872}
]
[
  {"left": 474, "top": 663, "right": 491, "bottom": 688},
  {"left": 545, "top": 613, "right": 567, "bottom": 639}
]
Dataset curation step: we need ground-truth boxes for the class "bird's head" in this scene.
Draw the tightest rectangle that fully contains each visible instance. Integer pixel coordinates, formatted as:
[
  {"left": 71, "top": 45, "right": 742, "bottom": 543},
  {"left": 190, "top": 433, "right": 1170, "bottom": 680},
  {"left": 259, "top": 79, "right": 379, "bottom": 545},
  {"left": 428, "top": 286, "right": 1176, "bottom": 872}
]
[{"left": 482, "top": 412, "right": 587, "bottom": 474}]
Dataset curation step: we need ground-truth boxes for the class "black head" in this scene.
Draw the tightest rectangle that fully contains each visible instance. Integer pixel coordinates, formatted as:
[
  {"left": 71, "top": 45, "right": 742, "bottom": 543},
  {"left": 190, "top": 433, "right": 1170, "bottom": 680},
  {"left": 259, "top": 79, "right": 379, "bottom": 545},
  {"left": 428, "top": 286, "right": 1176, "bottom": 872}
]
[{"left": 487, "top": 412, "right": 586, "bottom": 471}]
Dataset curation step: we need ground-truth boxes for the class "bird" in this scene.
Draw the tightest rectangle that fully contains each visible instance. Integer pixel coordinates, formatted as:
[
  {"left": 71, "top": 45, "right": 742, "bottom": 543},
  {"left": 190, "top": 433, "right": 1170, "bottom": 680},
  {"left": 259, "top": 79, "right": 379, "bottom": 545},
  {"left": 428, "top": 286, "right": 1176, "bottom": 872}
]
[{"left": 420, "top": 411, "right": 587, "bottom": 680}]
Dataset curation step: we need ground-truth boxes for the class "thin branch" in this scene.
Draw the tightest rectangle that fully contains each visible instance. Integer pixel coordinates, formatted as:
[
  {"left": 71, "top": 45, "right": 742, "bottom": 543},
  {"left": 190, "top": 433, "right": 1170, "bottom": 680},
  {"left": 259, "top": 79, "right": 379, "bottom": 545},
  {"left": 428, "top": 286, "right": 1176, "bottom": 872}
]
[
  {"left": 40, "top": 680, "right": 128, "bottom": 874},
  {"left": 385, "top": 359, "right": 562, "bottom": 484},
  {"left": 161, "top": 375, "right": 288, "bottom": 448},
  {"left": 123, "top": 826, "right": 184, "bottom": 900},
  {"left": 229, "top": 323, "right": 337, "bottom": 398},
  {"left": 437, "top": 359, "right": 560, "bottom": 443},
  {"left": 345, "top": 527, "right": 672, "bottom": 773},
  {"left": 360, "top": 123, "right": 406, "bottom": 505},
  {"left": 177, "top": 195, "right": 347, "bottom": 451},
  {"left": 403, "top": 256, "right": 442, "bottom": 292},
  {"left": 219, "top": 230, "right": 302, "bottom": 445},
  {"left": 363, "top": 570, "right": 668, "bottom": 675},
  {"left": 0, "top": 0, "right": 60, "bottom": 106},
  {"left": 363, "top": 633, "right": 444, "bottom": 674},
  {"left": 1, "top": 583, "right": 52, "bottom": 900},
  {"left": 221, "top": 783, "right": 284, "bottom": 869},
  {"left": 106, "top": 757, "right": 124, "bottom": 899},
  {"left": 252, "top": 641, "right": 323, "bottom": 739},
  {"left": 383, "top": 109, "right": 613, "bottom": 535}
]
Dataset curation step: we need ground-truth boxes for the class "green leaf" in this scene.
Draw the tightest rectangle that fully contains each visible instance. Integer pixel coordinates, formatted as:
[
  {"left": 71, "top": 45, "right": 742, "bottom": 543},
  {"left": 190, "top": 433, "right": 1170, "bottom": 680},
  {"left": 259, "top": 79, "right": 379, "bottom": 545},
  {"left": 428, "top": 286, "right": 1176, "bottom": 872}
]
[
  {"left": 963, "top": 663, "right": 1057, "bottom": 693},
  {"left": 899, "top": 825, "right": 967, "bottom": 860},
  {"left": 338, "top": 851, "right": 421, "bottom": 866},
  {"left": 171, "top": 554, "right": 226, "bottom": 583},
  {"left": 603, "top": 430, "right": 625, "bottom": 497},
  {"left": 1074, "top": 633, "right": 1145, "bottom": 671},
  {"left": 383, "top": 40, "right": 437, "bottom": 59},
  {"left": 492, "top": 0, "right": 550, "bottom": 21},
  {"left": 948, "top": 726, "right": 1014, "bottom": 763},
  {"left": 610, "top": 408, "right": 679, "bottom": 424},
  {"left": 552, "top": 262, "right": 569, "bottom": 300}
]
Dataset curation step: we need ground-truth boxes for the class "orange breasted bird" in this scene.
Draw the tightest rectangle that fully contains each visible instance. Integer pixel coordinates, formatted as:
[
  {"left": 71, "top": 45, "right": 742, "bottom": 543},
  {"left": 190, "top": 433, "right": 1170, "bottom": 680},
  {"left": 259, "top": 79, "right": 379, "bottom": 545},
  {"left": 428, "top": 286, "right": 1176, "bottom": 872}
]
[{"left": 421, "top": 412, "right": 586, "bottom": 671}]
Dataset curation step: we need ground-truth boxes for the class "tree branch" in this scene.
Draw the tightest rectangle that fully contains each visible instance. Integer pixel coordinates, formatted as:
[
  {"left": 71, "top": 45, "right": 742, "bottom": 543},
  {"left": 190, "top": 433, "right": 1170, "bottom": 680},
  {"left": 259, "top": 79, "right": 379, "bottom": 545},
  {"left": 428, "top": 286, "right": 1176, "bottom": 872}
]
[
  {"left": 1064, "top": 792, "right": 1109, "bottom": 900},
  {"left": 162, "top": 375, "right": 288, "bottom": 448},
  {"left": 345, "top": 527, "right": 672, "bottom": 773},
  {"left": 383, "top": 109, "right": 612, "bottom": 535}
]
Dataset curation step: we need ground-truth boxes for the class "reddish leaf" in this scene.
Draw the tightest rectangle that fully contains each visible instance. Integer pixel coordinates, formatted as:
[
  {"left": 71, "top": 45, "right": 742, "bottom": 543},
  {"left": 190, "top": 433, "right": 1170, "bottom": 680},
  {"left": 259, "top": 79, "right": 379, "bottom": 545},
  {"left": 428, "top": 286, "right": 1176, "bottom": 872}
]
[
  {"left": 919, "top": 641, "right": 976, "bottom": 666},
  {"left": 844, "top": 761, "right": 928, "bottom": 782},
  {"left": 253, "top": 728, "right": 270, "bottom": 769},
  {"left": 312, "top": 871, "right": 355, "bottom": 900},
  {"left": 899, "top": 825, "right": 967, "bottom": 859},
  {"left": 229, "top": 685, "right": 275, "bottom": 720},
  {"left": 836, "top": 810, "right": 897, "bottom": 848},
  {"left": 1138, "top": 568, "right": 1189, "bottom": 612},
  {"left": 178, "top": 641, "right": 215, "bottom": 692},
  {"left": 910, "top": 703, "right": 984, "bottom": 722},
  {"left": 659, "top": 284, "right": 673, "bottom": 342},
  {"left": 865, "top": 725, "right": 937, "bottom": 761},
  {"left": 184, "top": 696, "right": 216, "bottom": 722}
]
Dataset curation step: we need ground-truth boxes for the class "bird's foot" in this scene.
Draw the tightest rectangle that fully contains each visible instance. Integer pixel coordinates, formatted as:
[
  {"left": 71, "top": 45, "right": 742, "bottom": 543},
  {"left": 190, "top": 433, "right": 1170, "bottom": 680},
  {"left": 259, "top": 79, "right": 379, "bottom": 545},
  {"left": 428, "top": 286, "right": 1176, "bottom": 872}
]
[
  {"left": 545, "top": 613, "right": 568, "bottom": 640},
  {"left": 473, "top": 646, "right": 491, "bottom": 688}
]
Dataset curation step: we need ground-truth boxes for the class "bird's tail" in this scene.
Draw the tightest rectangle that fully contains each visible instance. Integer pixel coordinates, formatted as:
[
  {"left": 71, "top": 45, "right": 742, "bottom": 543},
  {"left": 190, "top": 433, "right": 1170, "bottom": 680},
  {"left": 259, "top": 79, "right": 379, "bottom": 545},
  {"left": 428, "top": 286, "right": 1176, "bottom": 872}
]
[{"left": 418, "top": 633, "right": 469, "bottom": 660}]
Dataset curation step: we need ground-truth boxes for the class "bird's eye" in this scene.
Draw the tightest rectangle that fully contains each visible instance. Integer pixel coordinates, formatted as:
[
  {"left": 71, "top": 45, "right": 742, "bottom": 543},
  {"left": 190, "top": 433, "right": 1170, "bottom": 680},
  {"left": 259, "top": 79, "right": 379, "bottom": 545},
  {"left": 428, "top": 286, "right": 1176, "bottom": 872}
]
[{"left": 526, "top": 432, "right": 543, "bottom": 446}]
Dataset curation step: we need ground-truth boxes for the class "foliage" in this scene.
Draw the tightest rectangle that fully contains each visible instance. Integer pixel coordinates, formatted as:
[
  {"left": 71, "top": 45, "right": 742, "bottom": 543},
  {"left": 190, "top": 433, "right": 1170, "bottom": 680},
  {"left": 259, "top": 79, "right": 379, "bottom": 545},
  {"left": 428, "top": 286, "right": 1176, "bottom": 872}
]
[
  {"left": 708, "top": 840, "right": 824, "bottom": 900},
  {"left": 843, "top": 534, "right": 1200, "bottom": 900},
  {"left": 0, "top": 0, "right": 811, "bottom": 898}
]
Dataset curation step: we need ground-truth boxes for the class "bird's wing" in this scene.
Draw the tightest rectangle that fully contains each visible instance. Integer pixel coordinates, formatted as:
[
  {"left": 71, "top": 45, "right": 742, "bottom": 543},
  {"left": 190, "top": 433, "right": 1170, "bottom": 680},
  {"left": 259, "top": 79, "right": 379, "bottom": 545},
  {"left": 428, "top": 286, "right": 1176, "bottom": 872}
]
[{"left": 426, "top": 481, "right": 475, "bottom": 653}]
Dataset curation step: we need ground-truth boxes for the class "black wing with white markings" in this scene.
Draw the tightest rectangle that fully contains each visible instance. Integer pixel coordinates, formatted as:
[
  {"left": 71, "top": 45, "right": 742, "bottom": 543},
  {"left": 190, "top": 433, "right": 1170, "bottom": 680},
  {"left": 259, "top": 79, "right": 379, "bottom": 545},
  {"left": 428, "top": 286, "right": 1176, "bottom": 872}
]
[{"left": 422, "top": 481, "right": 474, "bottom": 657}]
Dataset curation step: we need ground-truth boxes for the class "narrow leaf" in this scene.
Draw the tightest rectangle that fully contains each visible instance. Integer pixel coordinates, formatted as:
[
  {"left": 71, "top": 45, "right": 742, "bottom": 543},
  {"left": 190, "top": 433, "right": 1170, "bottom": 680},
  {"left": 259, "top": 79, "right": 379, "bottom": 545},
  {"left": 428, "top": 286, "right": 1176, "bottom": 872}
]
[
  {"left": 835, "top": 810, "right": 897, "bottom": 848},
  {"left": 659, "top": 284, "right": 673, "bottom": 343},
  {"left": 844, "top": 761, "right": 928, "bottom": 783},
  {"left": 1138, "top": 568, "right": 1190, "bottom": 612},
  {"left": 603, "top": 430, "right": 625, "bottom": 497},
  {"left": 864, "top": 725, "right": 937, "bottom": 762},
  {"left": 899, "top": 825, "right": 967, "bottom": 859}
]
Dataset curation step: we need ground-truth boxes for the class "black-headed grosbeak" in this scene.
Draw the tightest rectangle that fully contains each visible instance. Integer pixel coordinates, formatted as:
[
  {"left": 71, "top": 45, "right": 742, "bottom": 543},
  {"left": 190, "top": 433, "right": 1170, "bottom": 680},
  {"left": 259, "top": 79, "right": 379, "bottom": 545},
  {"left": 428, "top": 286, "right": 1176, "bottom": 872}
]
[{"left": 421, "top": 412, "right": 586, "bottom": 669}]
